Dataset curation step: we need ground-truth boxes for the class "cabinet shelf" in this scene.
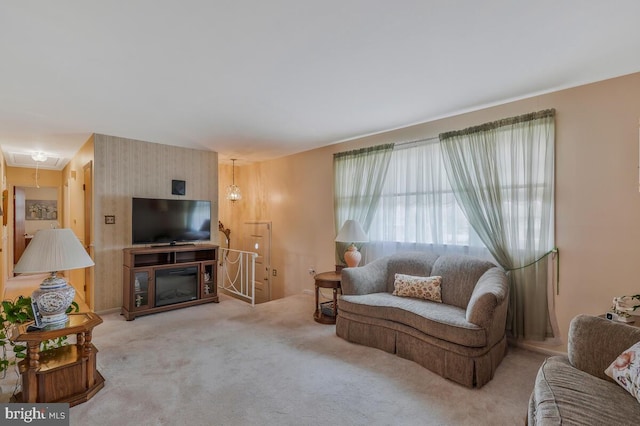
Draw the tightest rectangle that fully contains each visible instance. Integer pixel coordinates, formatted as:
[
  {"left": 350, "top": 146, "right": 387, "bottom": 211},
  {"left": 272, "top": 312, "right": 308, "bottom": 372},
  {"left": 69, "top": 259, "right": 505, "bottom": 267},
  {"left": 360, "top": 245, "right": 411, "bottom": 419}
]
[{"left": 122, "top": 245, "right": 219, "bottom": 320}]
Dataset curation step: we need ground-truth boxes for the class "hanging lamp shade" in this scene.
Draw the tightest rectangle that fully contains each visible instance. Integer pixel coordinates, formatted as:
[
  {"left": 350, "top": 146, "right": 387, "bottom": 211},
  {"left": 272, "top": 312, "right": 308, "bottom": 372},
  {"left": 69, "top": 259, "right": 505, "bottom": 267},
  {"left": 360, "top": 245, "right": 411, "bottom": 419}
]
[{"left": 226, "top": 159, "right": 242, "bottom": 202}]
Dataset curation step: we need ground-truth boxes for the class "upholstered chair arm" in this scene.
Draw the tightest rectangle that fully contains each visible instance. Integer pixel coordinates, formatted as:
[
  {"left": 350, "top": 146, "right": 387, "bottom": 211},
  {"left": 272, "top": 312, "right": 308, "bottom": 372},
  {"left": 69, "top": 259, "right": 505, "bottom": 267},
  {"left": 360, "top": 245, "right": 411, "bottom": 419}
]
[
  {"left": 568, "top": 314, "right": 640, "bottom": 381},
  {"left": 340, "top": 257, "right": 389, "bottom": 295}
]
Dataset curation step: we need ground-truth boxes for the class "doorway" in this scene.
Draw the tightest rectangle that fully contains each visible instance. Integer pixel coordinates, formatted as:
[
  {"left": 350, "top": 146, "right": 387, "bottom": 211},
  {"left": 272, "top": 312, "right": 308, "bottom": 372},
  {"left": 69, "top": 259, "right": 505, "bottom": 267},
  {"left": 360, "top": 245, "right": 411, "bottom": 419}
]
[
  {"left": 242, "top": 222, "right": 272, "bottom": 304},
  {"left": 13, "top": 186, "right": 59, "bottom": 267}
]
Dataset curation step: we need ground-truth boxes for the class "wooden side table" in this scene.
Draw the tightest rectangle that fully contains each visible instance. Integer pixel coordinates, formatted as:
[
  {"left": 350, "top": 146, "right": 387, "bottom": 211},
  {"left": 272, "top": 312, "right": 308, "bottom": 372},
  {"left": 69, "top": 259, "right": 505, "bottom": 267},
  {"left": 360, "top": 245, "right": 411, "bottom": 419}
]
[
  {"left": 314, "top": 271, "right": 341, "bottom": 324},
  {"left": 599, "top": 313, "right": 640, "bottom": 328},
  {"left": 10, "top": 312, "right": 105, "bottom": 406}
]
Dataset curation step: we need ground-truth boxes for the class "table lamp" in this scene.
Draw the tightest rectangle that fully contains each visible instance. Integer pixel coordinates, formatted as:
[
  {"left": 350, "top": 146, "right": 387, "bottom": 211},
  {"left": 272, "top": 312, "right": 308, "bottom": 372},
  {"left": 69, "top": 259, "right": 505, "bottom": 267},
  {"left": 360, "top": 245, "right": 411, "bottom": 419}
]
[
  {"left": 14, "top": 228, "right": 94, "bottom": 325},
  {"left": 335, "top": 220, "right": 368, "bottom": 267}
]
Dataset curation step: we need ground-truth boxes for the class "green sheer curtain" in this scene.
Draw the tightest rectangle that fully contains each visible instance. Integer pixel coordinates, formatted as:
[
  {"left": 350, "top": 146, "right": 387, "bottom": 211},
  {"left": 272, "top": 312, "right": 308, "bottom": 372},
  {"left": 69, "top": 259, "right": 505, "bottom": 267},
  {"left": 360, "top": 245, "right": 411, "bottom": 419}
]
[
  {"left": 439, "top": 109, "right": 556, "bottom": 340},
  {"left": 333, "top": 144, "right": 394, "bottom": 264}
]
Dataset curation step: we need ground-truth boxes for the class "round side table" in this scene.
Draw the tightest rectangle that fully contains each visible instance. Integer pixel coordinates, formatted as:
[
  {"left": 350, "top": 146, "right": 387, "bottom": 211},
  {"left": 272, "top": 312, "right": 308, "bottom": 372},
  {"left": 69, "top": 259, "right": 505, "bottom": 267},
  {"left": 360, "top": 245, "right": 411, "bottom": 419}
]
[{"left": 314, "top": 271, "right": 341, "bottom": 324}]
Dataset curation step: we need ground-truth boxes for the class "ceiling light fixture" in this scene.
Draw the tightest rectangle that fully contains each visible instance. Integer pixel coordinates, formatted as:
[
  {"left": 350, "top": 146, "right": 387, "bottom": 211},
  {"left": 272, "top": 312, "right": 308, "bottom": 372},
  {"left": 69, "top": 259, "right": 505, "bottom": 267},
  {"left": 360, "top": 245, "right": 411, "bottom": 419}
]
[
  {"left": 32, "top": 152, "right": 47, "bottom": 188},
  {"left": 226, "top": 159, "right": 242, "bottom": 202},
  {"left": 31, "top": 152, "right": 48, "bottom": 163},
  {"left": 31, "top": 152, "right": 47, "bottom": 163}
]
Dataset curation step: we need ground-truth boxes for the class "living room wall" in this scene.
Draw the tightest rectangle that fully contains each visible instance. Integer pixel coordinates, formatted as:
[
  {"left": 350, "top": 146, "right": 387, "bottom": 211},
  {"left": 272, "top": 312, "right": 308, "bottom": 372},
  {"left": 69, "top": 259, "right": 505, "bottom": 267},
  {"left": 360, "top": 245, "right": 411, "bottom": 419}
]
[
  {"left": 230, "top": 71, "right": 640, "bottom": 351},
  {"left": 62, "top": 135, "right": 95, "bottom": 307},
  {"left": 92, "top": 134, "right": 219, "bottom": 312}
]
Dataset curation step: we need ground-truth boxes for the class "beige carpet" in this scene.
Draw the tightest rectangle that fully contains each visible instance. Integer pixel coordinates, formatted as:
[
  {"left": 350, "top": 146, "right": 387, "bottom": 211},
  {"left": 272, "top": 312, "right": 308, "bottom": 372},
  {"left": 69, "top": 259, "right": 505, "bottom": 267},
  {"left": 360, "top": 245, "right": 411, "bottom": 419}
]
[{"left": 4, "top": 294, "right": 546, "bottom": 425}]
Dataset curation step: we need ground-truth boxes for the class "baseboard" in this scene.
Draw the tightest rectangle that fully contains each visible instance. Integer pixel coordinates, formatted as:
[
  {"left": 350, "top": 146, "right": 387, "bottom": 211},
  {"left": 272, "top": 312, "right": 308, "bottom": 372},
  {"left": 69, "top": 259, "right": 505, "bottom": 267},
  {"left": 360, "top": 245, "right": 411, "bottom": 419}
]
[
  {"left": 302, "top": 289, "right": 313, "bottom": 295},
  {"left": 95, "top": 307, "right": 121, "bottom": 316},
  {"left": 509, "top": 338, "right": 567, "bottom": 357}
]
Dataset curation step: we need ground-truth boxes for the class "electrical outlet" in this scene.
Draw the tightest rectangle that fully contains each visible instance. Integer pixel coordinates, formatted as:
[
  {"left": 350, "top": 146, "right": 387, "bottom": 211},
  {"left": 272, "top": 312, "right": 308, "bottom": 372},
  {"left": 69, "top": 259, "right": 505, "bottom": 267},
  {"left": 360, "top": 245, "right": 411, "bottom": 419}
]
[
  {"left": 272, "top": 269, "right": 277, "bottom": 277},
  {"left": 308, "top": 268, "right": 316, "bottom": 276}
]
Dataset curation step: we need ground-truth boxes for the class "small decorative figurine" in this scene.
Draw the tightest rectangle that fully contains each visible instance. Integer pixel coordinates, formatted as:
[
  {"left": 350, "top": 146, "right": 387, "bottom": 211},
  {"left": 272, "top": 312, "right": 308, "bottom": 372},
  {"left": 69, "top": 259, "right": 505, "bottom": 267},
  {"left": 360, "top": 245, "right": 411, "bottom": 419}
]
[{"left": 608, "top": 295, "right": 640, "bottom": 322}]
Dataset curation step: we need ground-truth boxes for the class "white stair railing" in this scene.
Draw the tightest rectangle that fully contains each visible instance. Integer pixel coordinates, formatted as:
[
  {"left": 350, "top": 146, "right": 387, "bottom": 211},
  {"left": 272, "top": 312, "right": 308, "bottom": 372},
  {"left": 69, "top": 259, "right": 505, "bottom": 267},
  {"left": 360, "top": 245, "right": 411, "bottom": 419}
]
[{"left": 218, "top": 248, "right": 258, "bottom": 306}]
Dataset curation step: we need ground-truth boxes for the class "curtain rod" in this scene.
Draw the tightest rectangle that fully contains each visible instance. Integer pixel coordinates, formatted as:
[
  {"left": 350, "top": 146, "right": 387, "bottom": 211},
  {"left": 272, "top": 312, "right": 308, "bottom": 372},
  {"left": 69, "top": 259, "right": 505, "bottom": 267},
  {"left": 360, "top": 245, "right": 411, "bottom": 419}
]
[
  {"left": 335, "top": 135, "right": 440, "bottom": 158},
  {"left": 395, "top": 135, "right": 439, "bottom": 148}
]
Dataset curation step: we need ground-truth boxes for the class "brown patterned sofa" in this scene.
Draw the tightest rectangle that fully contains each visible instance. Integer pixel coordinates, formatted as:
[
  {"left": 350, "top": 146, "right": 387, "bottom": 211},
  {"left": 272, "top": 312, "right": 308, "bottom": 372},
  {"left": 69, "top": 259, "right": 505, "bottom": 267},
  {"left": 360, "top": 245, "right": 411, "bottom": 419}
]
[{"left": 336, "top": 251, "right": 509, "bottom": 388}]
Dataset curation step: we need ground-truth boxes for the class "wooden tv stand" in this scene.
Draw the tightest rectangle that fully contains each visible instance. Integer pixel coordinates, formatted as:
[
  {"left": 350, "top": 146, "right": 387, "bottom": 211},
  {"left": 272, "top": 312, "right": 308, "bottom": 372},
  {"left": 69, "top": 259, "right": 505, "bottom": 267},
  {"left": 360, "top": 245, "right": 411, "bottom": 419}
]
[{"left": 122, "top": 244, "right": 219, "bottom": 320}]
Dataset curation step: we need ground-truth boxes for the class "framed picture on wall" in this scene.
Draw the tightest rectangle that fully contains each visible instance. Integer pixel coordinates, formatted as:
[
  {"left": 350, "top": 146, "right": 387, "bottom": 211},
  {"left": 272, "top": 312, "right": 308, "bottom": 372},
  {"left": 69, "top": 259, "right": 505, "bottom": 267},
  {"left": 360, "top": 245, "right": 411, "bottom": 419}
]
[{"left": 25, "top": 199, "right": 58, "bottom": 220}]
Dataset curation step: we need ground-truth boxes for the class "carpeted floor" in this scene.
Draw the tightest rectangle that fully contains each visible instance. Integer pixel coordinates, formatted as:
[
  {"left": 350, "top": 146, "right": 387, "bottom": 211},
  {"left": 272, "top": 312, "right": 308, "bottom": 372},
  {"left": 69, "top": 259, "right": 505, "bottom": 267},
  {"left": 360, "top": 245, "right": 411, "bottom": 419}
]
[{"left": 3, "top": 294, "right": 547, "bottom": 425}]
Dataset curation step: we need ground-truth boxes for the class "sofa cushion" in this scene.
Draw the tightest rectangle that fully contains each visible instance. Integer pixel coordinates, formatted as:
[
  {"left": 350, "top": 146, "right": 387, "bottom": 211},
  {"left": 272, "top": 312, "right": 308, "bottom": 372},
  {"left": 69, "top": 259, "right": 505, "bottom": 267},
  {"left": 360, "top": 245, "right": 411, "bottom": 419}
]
[
  {"left": 529, "top": 355, "right": 640, "bottom": 425},
  {"left": 605, "top": 341, "right": 640, "bottom": 403},
  {"left": 392, "top": 273, "right": 442, "bottom": 302},
  {"left": 339, "top": 293, "right": 486, "bottom": 347},
  {"left": 384, "top": 251, "right": 440, "bottom": 293},
  {"left": 430, "top": 255, "right": 496, "bottom": 309}
]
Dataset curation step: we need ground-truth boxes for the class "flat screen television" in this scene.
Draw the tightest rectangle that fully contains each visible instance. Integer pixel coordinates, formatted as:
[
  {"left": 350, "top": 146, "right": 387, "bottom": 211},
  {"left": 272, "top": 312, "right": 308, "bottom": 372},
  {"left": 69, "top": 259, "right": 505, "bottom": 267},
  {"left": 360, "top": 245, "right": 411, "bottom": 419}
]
[{"left": 132, "top": 197, "right": 211, "bottom": 245}]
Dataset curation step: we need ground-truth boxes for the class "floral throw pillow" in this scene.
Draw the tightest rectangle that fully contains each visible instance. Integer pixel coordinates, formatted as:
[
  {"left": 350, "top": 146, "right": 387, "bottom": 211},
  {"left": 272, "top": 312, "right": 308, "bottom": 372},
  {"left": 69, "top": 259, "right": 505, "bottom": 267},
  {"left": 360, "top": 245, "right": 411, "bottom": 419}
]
[
  {"left": 392, "top": 273, "right": 442, "bottom": 303},
  {"left": 605, "top": 341, "right": 640, "bottom": 403}
]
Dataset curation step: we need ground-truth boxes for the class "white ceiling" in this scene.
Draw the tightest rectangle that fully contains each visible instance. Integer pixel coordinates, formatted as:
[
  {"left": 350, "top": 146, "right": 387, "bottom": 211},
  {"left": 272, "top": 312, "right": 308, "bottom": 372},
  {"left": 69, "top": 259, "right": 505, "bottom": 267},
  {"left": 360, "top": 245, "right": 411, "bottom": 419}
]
[{"left": 2, "top": 1, "right": 640, "bottom": 170}]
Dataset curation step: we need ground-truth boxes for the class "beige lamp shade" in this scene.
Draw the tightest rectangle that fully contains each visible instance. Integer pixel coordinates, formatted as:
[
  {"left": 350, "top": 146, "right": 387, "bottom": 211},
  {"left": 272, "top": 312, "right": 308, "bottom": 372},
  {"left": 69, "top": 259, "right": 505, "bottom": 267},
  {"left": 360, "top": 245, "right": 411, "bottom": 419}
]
[
  {"left": 335, "top": 220, "right": 368, "bottom": 244},
  {"left": 14, "top": 228, "right": 94, "bottom": 274},
  {"left": 335, "top": 220, "right": 368, "bottom": 268}
]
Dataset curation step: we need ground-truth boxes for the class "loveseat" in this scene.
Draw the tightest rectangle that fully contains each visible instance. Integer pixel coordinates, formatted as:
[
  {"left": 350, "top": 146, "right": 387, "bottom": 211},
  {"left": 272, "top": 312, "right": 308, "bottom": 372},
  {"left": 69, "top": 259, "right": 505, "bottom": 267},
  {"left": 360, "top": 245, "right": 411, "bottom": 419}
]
[
  {"left": 528, "top": 314, "right": 640, "bottom": 425},
  {"left": 336, "top": 251, "right": 509, "bottom": 388}
]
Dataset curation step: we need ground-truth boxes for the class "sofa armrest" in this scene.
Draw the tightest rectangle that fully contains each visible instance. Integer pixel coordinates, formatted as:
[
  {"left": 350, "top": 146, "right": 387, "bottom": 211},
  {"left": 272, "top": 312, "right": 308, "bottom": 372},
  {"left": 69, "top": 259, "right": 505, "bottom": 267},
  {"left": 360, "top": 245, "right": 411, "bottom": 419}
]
[
  {"left": 569, "top": 314, "right": 640, "bottom": 381},
  {"left": 340, "top": 257, "right": 388, "bottom": 295},
  {"left": 465, "top": 267, "right": 508, "bottom": 327}
]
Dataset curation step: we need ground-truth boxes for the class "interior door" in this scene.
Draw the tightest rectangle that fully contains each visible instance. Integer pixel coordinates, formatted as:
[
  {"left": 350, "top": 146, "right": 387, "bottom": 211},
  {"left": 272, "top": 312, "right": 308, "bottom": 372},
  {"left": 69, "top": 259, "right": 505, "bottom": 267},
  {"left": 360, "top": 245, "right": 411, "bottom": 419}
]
[
  {"left": 243, "top": 222, "right": 271, "bottom": 304},
  {"left": 13, "top": 187, "right": 26, "bottom": 268}
]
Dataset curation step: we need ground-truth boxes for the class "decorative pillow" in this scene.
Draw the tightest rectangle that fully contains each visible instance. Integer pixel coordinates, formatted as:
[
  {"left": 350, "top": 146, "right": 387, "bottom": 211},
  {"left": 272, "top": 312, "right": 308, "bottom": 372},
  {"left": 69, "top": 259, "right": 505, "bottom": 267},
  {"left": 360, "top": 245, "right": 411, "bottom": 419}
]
[
  {"left": 605, "top": 341, "right": 640, "bottom": 403},
  {"left": 392, "top": 273, "right": 442, "bottom": 303}
]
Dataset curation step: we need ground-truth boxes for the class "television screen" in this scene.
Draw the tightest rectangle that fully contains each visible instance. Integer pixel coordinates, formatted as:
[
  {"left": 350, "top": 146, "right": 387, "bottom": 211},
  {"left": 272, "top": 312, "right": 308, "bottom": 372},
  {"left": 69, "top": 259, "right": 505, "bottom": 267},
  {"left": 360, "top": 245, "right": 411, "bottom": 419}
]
[{"left": 132, "top": 198, "right": 211, "bottom": 245}]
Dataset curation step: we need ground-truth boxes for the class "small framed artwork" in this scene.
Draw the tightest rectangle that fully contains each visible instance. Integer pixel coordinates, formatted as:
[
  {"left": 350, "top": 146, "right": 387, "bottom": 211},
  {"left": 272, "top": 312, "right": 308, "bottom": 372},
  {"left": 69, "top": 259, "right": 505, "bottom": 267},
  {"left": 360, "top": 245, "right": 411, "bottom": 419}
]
[
  {"left": 28, "top": 299, "right": 44, "bottom": 330},
  {"left": 172, "top": 180, "right": 186, "bottom": 196},
  {"left": 26, "top": 199, "right": 58, "bottom": 220}
]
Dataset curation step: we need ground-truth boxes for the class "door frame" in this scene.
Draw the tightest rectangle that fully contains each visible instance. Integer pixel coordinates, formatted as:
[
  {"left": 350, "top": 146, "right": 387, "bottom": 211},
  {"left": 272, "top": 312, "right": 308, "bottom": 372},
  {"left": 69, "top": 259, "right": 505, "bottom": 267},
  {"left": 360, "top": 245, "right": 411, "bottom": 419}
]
[
  {"left": 83, "top": 161, "right": 93, "bottom": 310},
  {"left": 243, "top": 221, "right": 272, "bottom": 302}
]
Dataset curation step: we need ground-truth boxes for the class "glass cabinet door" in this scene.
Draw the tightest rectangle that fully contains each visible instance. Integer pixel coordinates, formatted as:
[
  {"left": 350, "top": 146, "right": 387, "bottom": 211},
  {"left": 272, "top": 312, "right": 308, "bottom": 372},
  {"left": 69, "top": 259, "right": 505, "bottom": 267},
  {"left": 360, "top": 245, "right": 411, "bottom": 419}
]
[
  {"left": 133, "top": 270, "right": 151, "bottom": 309},
  {"left": 201, "top": 262, "right": 216, "bottom": 298}
]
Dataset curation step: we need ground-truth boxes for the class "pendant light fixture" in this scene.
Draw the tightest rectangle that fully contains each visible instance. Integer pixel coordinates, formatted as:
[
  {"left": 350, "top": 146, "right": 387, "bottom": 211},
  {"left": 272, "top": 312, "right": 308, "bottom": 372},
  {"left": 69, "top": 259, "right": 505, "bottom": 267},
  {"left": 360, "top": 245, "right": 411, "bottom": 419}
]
[
  {"left": 32, "top": 152, "right": 48, "bottom": 189},
  {"left": 226, "top": 159, "right": 242, "bottom": 202}
]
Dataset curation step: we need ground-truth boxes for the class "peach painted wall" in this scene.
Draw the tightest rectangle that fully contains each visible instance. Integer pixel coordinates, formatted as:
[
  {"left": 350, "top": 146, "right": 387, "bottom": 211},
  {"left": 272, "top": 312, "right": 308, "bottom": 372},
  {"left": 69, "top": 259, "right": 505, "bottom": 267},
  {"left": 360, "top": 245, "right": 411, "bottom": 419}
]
[
  {"left": 219, "top": 154, "right": 336, "bottom": 299},
  {"left": 228, "top": 71, "right": 640, "bottom": 351},
  {"left": 62, "top": 135, "right": 95, "bottom": 307}
]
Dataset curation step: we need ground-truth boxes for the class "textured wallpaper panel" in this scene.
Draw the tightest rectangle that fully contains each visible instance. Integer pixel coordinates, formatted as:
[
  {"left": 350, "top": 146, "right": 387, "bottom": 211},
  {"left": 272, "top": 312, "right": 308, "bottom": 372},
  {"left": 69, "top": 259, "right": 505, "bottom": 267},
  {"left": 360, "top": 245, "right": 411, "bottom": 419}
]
[{"left": 94, "top": 134, "right": 218, "bottom": 311}]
